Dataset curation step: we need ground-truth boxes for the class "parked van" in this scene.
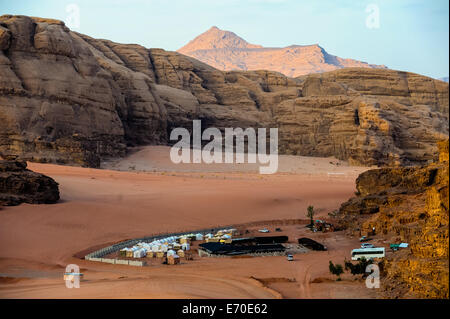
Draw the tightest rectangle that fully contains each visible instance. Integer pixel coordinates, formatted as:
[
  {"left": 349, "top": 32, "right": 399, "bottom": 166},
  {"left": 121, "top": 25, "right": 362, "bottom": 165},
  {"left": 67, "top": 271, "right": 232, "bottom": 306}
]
[{"left": 351, "top": 247, "right": 385, "bottom": 261}]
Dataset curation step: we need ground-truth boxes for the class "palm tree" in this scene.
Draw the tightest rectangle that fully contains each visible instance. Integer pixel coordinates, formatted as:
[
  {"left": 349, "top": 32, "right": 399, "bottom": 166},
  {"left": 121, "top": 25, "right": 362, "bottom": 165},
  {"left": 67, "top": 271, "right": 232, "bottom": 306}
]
[{"left": 306, "top": 205, "right": 315, "bottom": 226}]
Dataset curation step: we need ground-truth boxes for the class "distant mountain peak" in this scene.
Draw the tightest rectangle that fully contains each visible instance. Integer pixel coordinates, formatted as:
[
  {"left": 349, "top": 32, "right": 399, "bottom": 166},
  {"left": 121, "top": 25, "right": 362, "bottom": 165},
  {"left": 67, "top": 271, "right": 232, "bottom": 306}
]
[
  {"left": 178, "top": 26, "right": 262, "bottom": 53},
  {"left": 177, "top": 28, "right": 387, "bottom": 77}
]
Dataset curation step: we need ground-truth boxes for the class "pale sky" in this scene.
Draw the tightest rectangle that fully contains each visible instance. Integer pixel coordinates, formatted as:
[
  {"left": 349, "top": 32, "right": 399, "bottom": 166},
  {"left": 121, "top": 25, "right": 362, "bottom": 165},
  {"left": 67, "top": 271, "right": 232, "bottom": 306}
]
[{"left": 1, "top": 0, "right": 448, "bottom": 78}]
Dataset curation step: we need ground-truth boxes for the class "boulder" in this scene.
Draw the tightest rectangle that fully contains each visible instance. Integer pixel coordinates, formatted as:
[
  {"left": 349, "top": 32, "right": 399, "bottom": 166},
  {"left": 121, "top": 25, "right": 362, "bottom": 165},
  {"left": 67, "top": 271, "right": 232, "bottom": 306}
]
[{"left": 0, "top": 160, "right": 60, "bottom": 205}]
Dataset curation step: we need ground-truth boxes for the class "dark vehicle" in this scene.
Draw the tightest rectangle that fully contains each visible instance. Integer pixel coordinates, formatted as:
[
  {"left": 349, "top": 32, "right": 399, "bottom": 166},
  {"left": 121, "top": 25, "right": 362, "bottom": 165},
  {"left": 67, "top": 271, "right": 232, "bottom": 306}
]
[
  {"left": 275, "top": 228, "right": 282, "bottom": 232},
  {"left": 359, "top": 236, "right": 373, "bottom": 242},
  {"left": 298, "top": 237, "right": 327, "bottom": 251}
]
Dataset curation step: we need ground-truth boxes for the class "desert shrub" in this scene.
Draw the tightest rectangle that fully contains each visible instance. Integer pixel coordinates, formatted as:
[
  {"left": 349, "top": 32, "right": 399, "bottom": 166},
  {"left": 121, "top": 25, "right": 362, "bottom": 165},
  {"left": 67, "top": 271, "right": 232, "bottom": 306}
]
[
  {"left": 329, "top": 261, "right": 344, "bottom": 280},
  {"left": 306, "top": 205, "right": 315, "bottom": 226},
  {"left": 344, "top": 257, "right": 373, "bottom": 276}
]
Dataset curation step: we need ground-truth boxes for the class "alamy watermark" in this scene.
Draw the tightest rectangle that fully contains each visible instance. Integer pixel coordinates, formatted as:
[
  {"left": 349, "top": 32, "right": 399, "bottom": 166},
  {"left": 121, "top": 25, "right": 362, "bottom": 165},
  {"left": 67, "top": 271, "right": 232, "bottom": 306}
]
[
  {"left": 169, "top": 120, "right": 279, "bottom": 174},
  {"left": 64, "top": 264, "right": 82, "bottom": 288},
  {"left": 365, "top": 264, "right": 380, "bottom": 288},
  {"left": 65, "top": 3, "right": 80, "bottom": 30},
  {"left": 365, "top": 3, "right": 380, "bottom": 29}
]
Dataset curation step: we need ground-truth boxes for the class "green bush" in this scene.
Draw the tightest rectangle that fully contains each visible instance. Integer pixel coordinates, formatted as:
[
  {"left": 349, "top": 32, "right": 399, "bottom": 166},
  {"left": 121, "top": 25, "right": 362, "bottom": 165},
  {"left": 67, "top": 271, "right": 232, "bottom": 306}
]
[
  {"left": 306, "top": 205, "right": 315, "bottom": 226},
  {"left": 344, "top": 257, "right": 373, "bottom": 275},
  {"left": 329, "top": 260, "right": 344, "bottom": 280}
]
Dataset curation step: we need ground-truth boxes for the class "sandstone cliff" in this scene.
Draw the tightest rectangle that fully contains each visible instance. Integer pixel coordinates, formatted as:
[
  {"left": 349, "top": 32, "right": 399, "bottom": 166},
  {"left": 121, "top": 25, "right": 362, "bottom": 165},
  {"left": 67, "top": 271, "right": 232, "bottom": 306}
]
[
  {"left": 178, "top": 26, "right": 387, "bottom": 77},
  {"left": 337, "top": 140, "right": 449, "bottom": 298},
  {"left": 0, "top": 159, "right": 60, "bottom": 205},
  {"left": 0, "top": 15, "right": 448, "bottom": 167}
]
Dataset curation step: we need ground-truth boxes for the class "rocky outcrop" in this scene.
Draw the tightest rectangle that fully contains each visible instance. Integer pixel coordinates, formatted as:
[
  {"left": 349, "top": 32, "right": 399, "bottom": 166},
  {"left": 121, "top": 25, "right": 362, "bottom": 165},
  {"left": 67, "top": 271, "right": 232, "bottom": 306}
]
[
  {"left": 337, "top": 140, "right": 449, "bottom": 298},
  {"left": 0, "top": 15, "right": 448, "bottom": 167},
  {"left": 277, "top": 68, "right": 449, "bottom": 166},
  {"left": 178, "top": 26, "right": 387, "bottom": 77},
  {"left": 0, "top": 160, "right": 60, "bottom": 205}
]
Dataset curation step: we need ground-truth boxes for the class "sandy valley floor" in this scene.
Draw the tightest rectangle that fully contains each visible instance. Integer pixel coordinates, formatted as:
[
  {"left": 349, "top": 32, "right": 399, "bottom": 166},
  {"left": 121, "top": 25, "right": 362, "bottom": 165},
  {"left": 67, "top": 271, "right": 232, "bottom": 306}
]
[{"left": 0, "top": 146, "right": 377, "bottom": 298}]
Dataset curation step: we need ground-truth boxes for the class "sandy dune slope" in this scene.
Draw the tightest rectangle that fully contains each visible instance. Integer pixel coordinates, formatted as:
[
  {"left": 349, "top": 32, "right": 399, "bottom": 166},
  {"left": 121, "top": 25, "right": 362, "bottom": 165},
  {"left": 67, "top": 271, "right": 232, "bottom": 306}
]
[{"left": 0, "top": 148, "right": 372, "bottom": 298}]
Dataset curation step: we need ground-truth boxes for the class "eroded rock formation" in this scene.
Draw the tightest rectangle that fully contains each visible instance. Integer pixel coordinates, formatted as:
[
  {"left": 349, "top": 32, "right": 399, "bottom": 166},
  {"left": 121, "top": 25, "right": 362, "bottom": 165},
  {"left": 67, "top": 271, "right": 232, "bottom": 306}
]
[
  {"left": 0, "top": 159, "right": 60, "bottom": 205},
  {"left": 0, "top": 15, "right": 448, "bottom": 167},
  {"left": 337, "top": 140, "right": 449, "bottom": 298}
]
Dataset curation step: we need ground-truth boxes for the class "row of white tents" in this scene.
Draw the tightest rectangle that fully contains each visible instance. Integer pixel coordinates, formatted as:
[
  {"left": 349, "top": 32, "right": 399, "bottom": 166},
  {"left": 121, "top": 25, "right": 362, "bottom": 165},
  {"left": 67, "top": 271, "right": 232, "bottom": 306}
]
[
  {"left": 204, "top": 229, "right": 236, "bottom": 240},
  {"left": 120, "top": 242, "right": 190, "bottom": 258},
  {"left": 119, "top": 229, "right": 237, "bottom": 259}
]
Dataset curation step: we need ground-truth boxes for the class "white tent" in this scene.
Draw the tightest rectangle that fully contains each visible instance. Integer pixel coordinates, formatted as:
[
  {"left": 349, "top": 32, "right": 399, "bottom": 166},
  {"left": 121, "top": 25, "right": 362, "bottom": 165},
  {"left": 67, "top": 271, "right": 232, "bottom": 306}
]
[
  {"left": 143, "top": 245, "right": 151, "bottom": 252},
  {"left": 167, "top": 249, "right": 176, "bottom": 257},
  {"left": 195, "top": 233, "right": 204, "bottom": 241},
  {"left": 133, "top": 248, "right": 146, "bottom": 258}
]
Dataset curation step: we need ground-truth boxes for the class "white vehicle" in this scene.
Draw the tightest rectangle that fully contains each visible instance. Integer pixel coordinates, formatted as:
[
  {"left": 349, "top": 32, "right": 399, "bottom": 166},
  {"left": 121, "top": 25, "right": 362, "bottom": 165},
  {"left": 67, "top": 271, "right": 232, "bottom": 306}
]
[
  {"left": 361, "top": 243, "right": 375, "bottom": 249},
  {"left": 287, "top": 254, "right": 294, "bottom": 261},
  {"left": 351, "top": 247, "right": 385, "bottom": 261},
  {"left": 258, "top": 228, "right": 270, "bottom": 233}
]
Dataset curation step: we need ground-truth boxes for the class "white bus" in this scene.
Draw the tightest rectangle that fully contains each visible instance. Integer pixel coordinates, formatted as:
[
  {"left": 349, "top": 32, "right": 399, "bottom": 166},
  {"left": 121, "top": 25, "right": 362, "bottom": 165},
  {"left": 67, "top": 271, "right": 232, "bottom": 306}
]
[{"left": 351, "top": 247, "right": 385, "bottom": 261}]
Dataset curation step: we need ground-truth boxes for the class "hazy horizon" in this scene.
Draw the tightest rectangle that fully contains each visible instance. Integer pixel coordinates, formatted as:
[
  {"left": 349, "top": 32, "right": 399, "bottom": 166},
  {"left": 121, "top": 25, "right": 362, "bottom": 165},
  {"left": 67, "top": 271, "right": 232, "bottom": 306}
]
[{"left": 1, "top": 0, "right": 448, "bottom": 79}]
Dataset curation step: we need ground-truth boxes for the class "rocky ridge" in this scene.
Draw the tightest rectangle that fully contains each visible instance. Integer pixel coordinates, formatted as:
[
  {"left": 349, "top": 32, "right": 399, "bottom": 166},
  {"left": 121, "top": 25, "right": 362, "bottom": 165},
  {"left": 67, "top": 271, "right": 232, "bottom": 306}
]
[
  {"left": 0, "top": 15, "right": 448, "bottom": 167},
  {"left": 337, "top": 140, "right": 449, "bottom": 298},
  {"left": 178, "top": 26, "right": 387, "bottom": 77}
]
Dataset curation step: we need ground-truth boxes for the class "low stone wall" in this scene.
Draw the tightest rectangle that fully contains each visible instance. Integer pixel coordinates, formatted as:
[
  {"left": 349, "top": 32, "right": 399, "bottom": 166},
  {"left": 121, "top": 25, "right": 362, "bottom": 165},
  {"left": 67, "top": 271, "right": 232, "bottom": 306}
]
[
  {"left": 100, "top": 258, "right": 116, "bottom": 264},
  {"left": 129, "top": 260, "right": 147, "bottom": 267},
  {"left": 115, "top": 259, "right": 129, "bottom": 265},
  {"left": 84, "top": 257, "right": 147, "bottom": 267}
]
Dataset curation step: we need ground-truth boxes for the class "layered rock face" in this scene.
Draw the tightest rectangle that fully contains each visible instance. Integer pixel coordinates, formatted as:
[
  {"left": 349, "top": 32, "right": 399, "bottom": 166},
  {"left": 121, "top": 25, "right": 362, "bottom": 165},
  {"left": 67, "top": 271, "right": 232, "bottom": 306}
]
[
  {"left": 0, "top": 160, "right": 60, "bottom": 205},
  {"left": 279, "top": 68, "right": 449, "bottom": 165},
  {"left": 178, "top": 26, "right": 387, "bottom": 77},
  {"left": 0, "top": 16, "right": 175, "bottom": 167},
  {"left": 0, "top": 15, "right": 448, "bottom": 167},
  {"left": 337, "top": 140, "right": 449, "bottom": 298}
]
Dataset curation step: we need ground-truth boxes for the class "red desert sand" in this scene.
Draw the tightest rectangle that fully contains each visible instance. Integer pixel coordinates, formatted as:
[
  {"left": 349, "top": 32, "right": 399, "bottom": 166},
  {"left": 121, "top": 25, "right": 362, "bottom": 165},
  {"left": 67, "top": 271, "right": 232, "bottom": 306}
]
[{"left": 0, "top": 146, "right": 376, "bottom": 298}]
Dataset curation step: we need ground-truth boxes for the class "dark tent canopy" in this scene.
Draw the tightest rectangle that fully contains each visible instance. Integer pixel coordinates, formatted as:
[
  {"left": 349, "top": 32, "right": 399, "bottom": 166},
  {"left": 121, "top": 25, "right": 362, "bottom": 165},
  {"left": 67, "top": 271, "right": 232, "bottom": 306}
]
[
  {"left": 298, "top": 238, "right": 326, "bottom": 251},
  {"left": 199, "top": 242, "right": 285, "bottom": 255},
  {"left": 231, "top": 236, "right": 288, "bottom": 245}
]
